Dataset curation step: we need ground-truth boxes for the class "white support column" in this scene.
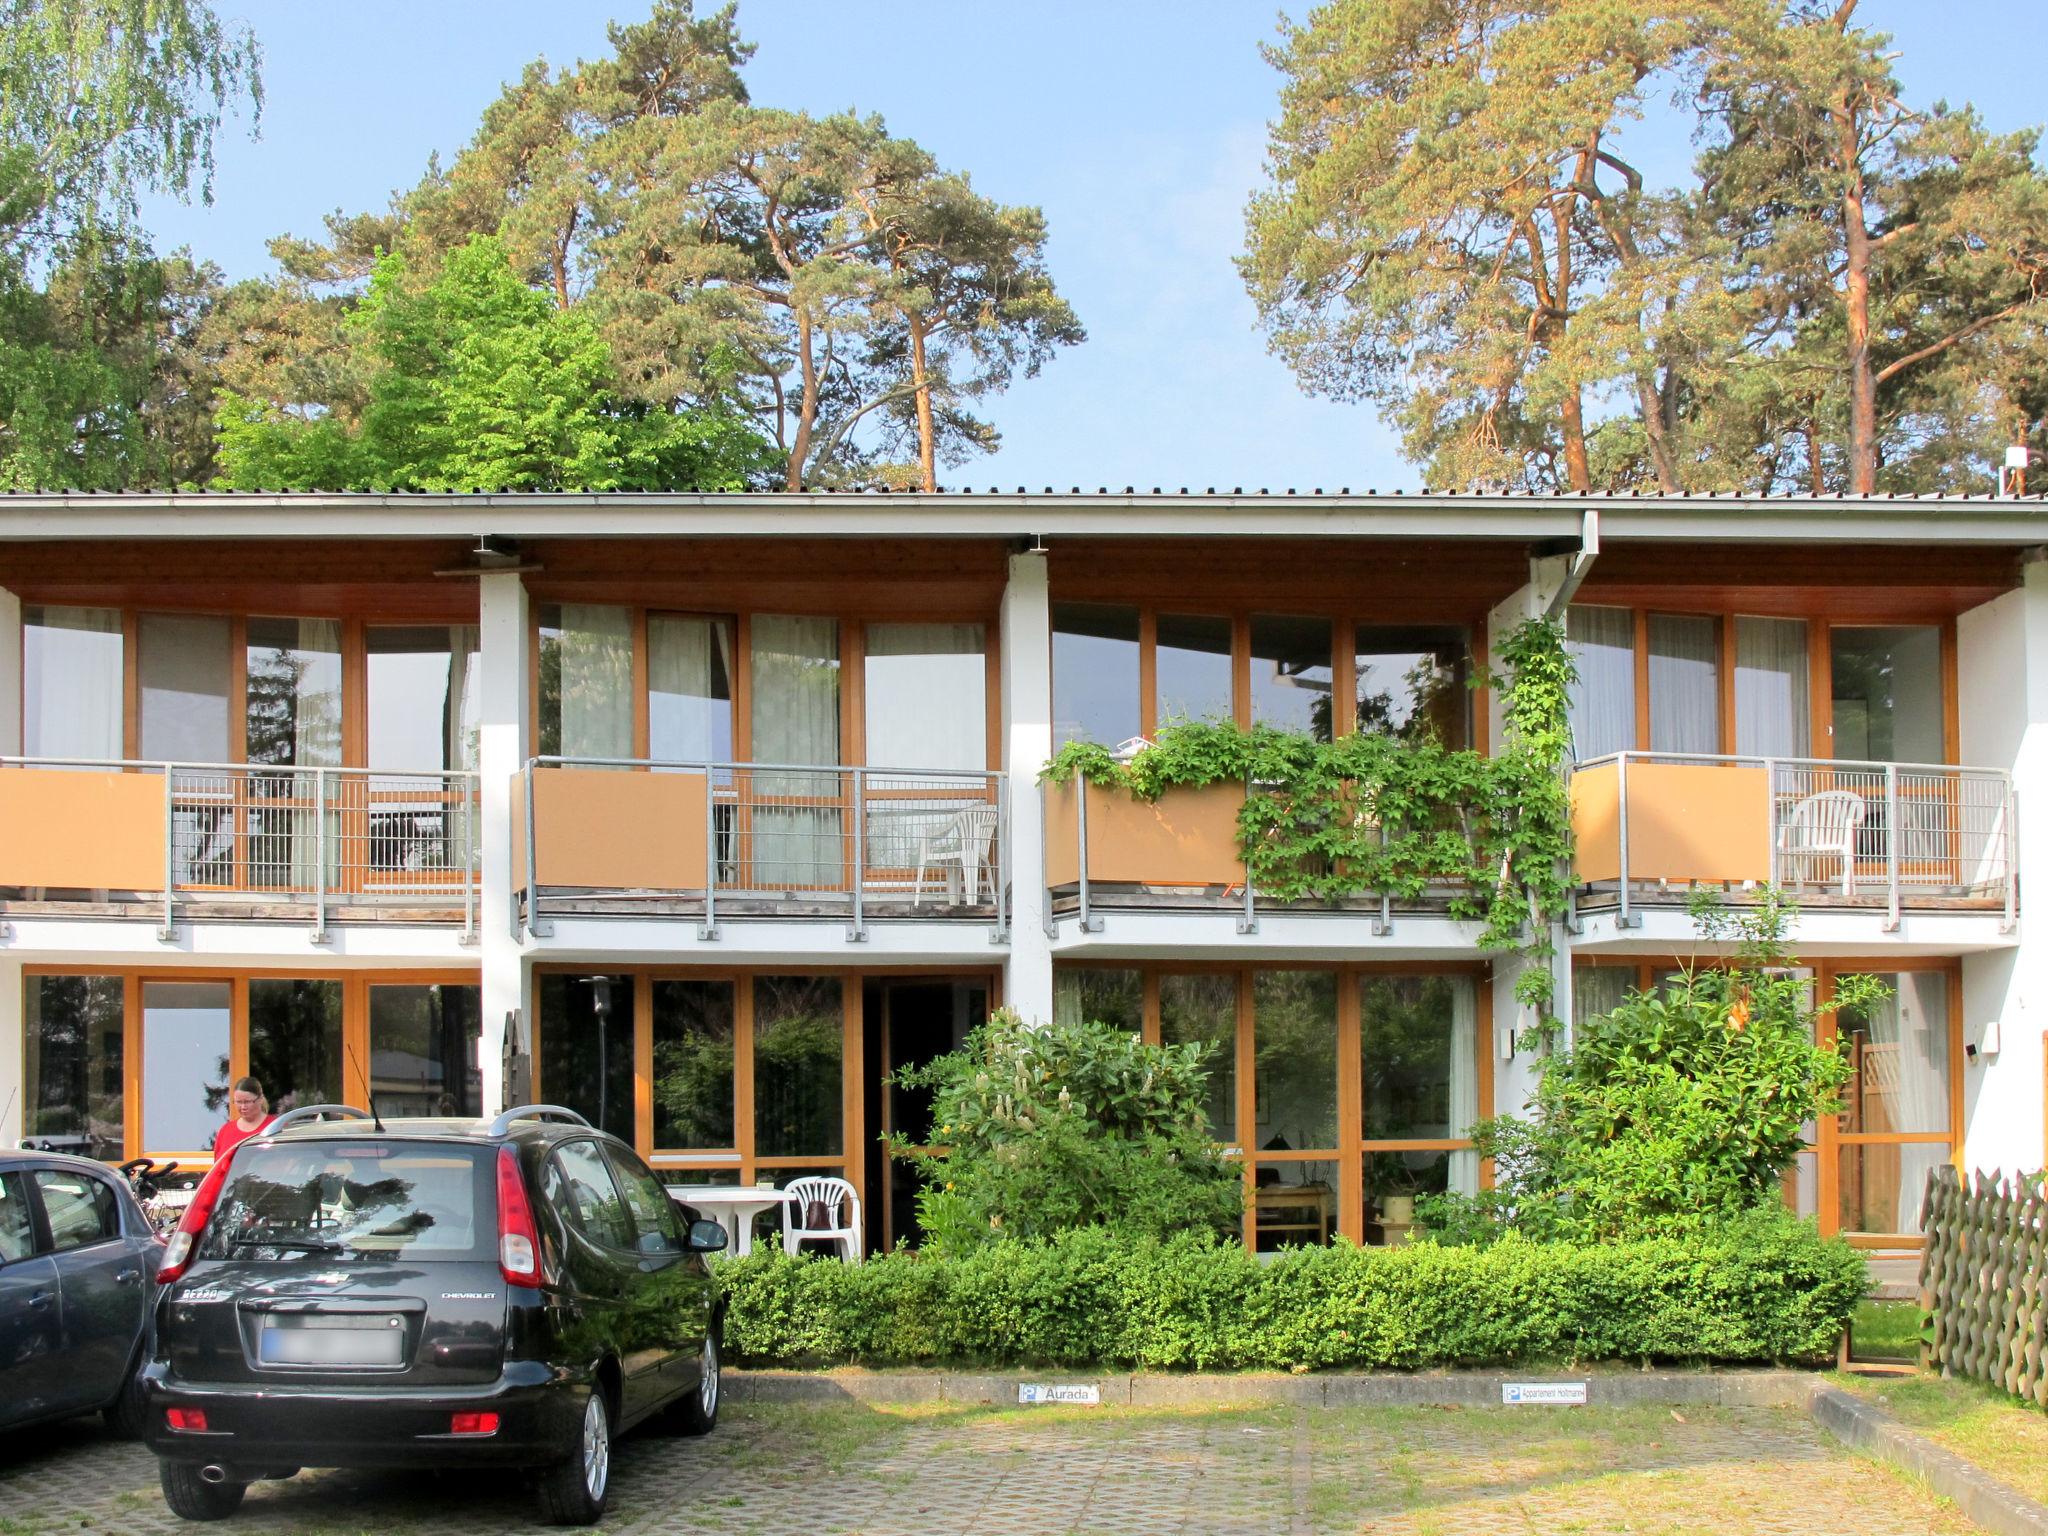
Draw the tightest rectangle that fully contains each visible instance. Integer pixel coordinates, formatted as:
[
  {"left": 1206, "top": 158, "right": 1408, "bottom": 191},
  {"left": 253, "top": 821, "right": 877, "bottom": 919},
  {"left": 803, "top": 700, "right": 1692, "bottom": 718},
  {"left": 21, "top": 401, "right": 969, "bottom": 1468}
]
[
  {"left": 1000, "top": 550, "right": 1054, "bottom": 1023},
  {"left": 478, "top": 569, "right": 531, "bottom": 1115},
  {"left": 1958, "top": 555, "right": 2048, "bottom": 1176},
  {"left": 0, "top": 584, "right": 22, "bottom": 757},
  {"left": 1487, "top": 563, "right": 1579, "bottom": 1120},
  {"left": 0, "top": 956, "right": 21, "bottom": 1146}
]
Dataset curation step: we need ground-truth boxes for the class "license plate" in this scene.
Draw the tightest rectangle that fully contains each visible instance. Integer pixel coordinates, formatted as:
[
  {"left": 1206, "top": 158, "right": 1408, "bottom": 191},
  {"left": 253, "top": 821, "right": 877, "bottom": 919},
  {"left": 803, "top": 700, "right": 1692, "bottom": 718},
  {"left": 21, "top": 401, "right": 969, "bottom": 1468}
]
[{"left": 258, "top": 1315, "right": 405, "bottom": 1366}]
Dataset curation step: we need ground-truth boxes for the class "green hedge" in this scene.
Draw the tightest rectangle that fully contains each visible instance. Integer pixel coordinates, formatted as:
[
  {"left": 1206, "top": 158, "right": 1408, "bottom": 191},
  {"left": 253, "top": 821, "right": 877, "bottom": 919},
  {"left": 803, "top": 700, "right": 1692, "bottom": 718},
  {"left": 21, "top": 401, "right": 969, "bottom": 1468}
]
[{"left": 719, "top": 1214, "right": 1865, "bottom": 1370}]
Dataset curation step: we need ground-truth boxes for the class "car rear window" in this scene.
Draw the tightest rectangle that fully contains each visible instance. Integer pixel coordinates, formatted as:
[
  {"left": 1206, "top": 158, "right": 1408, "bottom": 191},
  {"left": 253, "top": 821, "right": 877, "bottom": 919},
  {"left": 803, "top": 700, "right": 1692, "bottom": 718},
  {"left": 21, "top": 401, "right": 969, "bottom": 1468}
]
[{"left": 199, "top": 1141, "right": 491, "bottom": 1263}]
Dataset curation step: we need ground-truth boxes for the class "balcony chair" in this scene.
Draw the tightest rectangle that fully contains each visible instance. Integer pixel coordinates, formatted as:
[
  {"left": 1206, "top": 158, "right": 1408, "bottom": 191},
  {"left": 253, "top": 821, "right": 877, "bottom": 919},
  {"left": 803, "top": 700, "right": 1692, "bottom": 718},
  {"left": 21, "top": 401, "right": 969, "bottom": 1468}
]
[
  {"left": 914, "top": 805, "right": 999, "bottom": 906},
  {"left": 1779, "top": 789, "right": 1866, "bottom": 895},
  {"left": 781, "top": 1175, "right": 863, "bottom": 1264}
]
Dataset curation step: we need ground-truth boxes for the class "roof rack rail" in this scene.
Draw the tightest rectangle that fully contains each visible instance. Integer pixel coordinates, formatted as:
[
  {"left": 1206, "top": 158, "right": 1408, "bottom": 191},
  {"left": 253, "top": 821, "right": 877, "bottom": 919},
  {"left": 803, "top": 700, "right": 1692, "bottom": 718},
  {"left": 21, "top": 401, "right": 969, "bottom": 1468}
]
[
  {"left": 487, "top": 1104, "right": 592, "bottom": 1137},
  {"left": 256, "top": 1104, "right": 371, "bottom": 1138}
]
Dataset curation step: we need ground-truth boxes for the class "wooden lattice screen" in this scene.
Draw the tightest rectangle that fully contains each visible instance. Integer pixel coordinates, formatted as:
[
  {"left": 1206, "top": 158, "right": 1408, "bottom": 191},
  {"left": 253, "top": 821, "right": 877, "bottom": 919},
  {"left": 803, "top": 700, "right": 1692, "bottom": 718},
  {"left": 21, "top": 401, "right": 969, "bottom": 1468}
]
[{"left": 1917, "top": 1167, "right": 2048, "bottom": 1406}]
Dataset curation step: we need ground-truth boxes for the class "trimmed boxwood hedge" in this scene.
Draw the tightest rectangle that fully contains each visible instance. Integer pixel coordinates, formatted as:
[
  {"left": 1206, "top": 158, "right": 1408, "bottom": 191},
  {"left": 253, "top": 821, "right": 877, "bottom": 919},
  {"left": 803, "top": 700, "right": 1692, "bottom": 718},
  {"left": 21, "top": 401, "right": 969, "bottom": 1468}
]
[{"left": 718, "top": 1214, "right": 1865, "bottom": 1370}]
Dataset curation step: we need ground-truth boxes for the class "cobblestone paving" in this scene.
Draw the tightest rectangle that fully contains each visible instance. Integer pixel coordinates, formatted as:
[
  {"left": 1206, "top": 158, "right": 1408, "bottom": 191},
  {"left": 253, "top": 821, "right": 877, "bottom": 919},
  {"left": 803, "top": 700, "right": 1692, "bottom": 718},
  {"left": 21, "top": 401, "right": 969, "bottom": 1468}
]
[{"left": 0, "top": 1399, "right": 1980, "bottom": 1535}]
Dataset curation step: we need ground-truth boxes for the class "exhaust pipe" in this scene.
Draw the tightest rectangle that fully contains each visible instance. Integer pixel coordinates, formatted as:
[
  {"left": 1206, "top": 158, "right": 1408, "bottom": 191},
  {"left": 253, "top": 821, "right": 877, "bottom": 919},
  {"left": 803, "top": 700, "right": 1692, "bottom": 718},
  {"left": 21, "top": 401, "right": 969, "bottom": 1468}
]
[{"left": 198, "top": 1465, "right": 231, "bottom": 1485}]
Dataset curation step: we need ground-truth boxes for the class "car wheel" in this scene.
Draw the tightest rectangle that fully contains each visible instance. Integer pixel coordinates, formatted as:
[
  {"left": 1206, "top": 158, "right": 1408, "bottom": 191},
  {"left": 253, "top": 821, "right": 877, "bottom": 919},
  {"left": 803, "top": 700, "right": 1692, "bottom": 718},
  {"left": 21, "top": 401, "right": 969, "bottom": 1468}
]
[
  {"left": 159, "top": 1462, "right": 247, "bottom": 1521},
  {"left": 103, "top": 1350, "right": 148, "bottom": 1440},
  {"left": 536, "top": 1388, "right": 610, "bottom": 1526},
  {"left": 674, "top": 1321, "right": 721, "bottom": 1436}
]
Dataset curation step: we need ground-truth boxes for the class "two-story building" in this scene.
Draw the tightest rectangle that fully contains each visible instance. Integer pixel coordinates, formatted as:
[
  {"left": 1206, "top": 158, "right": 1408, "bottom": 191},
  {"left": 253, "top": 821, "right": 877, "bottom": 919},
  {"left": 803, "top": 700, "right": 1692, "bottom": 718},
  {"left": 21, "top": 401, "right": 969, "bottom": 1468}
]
[{"left": 0, "top": 490, "right": 2038, "bottom": 1258}]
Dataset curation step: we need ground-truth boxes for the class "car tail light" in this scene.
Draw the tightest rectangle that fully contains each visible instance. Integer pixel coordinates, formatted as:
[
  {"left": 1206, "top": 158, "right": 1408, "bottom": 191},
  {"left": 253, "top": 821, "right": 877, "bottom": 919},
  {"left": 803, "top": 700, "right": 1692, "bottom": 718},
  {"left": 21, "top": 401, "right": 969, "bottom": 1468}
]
[
  {"left": 165, "top": 1408, "right": 209, "bottom": 1432},
  {"left": 158, "top": 1150, "right": 239, "bottom": 1285},
  {"left": 449, "top": 1411, "right": 499, "bottom": 1435},
  {"left": 496, "top": 1146, "right": 539, "bottom": 1287}
]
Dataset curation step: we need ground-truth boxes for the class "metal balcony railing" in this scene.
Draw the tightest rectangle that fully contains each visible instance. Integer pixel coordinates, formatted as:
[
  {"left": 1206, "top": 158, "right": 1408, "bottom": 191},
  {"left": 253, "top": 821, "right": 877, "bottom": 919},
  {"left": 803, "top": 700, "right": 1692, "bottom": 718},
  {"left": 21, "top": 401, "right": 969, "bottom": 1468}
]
[
  {"left": 0, "top": 757, "right": 480, "bottom": 940},
  {"left": 1575, "top": 751, "right": 2016, "bottom": 932},
  {"left": 522, "top": 757, "right": 1008, "bottom": 942}
]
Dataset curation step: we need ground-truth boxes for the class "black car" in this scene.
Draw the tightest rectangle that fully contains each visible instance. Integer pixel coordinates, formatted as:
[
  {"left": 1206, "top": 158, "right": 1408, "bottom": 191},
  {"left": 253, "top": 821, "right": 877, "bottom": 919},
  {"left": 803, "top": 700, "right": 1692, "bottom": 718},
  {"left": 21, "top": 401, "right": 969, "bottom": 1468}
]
[
  {"left": 143, "top": 1104, "right": 728, "bottom": 1526},
  {"left": 0, "top": 1148, "right": 162, "bottom": 1437}
]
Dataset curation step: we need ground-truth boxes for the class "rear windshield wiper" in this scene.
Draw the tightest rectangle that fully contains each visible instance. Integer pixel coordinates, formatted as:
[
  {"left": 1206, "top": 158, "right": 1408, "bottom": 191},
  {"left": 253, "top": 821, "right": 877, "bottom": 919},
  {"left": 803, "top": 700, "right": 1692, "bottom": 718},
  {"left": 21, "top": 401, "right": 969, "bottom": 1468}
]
[{"left": 229, "top": 1230, "right": 343, "bottom": 1254}]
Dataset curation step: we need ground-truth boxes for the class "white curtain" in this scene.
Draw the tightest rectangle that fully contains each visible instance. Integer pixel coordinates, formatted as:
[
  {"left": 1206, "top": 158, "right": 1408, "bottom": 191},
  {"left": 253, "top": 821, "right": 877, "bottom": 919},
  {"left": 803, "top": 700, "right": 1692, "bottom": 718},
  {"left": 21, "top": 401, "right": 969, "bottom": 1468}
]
[
  {"left": 864, "top": 623, "right": 985, "bottom": 771},
  {"left": 1648, "top": 613, "right": 1719, "bottom": 754},
  {"left": 558, "top": 604, "right": 633, "bottom": 760},
  {"left": 1566, "top": 605, "right": 1636, "bottom": 760},
  {"left": 24, "top": 607, "right": 122, "bottom": 761},
  {"left": 649, "top": 615, "right": 734, "bottom": 764},
  {"left": 447, "top": 625, "right": 481, "bottom": 773},
  {"left": 1734, "top": 617, "right": 1809, "bottom": 758},
  {"left": 1447, "top": 976, "right": 1480, "bottom": 1196},
  {"left": 751, "top": 616, "right": 840, "bottom": 888},
  {"left": 287, "top": 619, "right": 343, "bottom": 892},
  {"left": 1887, "top": 972, "right": 1951, "bottom": 1233}
]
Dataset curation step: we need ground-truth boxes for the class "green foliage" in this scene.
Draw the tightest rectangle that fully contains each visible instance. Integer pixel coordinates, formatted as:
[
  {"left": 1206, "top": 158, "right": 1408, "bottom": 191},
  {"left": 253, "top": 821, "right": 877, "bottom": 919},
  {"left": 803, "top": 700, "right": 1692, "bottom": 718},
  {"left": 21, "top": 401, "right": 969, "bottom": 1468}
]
[
  {"left": 718, "top": 1211, "right": 1865, "bottom": 1370},
  {"left": 213, "top": 234, "right": 777, "bottom": 491},
  {"left": 1243, "top": 0, "right": 2048, "bottom": 494},
  {"left": 1042, "top": 618, "right": 1575, "bottom": 1013},
  {"left": 1429, "top": 893, "right": 1875, "bottom": 1243},
  {"left": 887, "top": 1008, "right": 1242, "bottom": 1254}
]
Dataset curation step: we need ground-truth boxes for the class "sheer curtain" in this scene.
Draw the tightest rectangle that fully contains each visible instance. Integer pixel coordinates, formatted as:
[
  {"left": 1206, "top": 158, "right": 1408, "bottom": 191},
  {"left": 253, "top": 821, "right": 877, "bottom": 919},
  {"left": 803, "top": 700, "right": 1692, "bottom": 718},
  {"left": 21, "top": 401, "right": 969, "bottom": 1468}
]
[
  {"left": 1648, "top": 613, "right": 1720, "bottom": 754},
  {"left": 447, "top": 625, "right": 481, "bottom": 772},
  {"left": 24, "top": 606, "right": 122, "bottom": 761},
  {"left": 558, "top": 604, "right": 633, "bottom": 760},
  {"left": 649, "top": 614, "right": 735, "bottom": 763},
  {"left": 1888, "top": 971, "right": 1952, "bottom": 1234},
  {"left": 1447, "top": 977, "right": 1480, "bottom": 1196},
  {"left": 1566, "top": 606, "right": 1636, "bottom": 760},
  {"left": 288, "top": 618, "right": 343, "bottom": 892},
  {"left": 1573, "top": 965, "right": 1632, "bottom": 1027},
  {"left": 1734, "top": 617, "right": 1809, "bottom": 758},
  {"left": 863, "top": 623, "right": 985, "bottom": 770},
  {"left": 751, "top": 616, "right": 840, "bottom": 888}
]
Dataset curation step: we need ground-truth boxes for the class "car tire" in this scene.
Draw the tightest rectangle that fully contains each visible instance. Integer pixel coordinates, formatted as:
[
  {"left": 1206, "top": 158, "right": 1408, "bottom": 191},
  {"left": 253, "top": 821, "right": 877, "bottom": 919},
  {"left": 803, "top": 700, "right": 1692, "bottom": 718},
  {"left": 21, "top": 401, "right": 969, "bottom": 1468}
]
[
  {"left": 103, "top": 1350, "right": 148, "bottom": 1440},
  {"left": 536, "top": 1388, "right": 611, "bottom": 1526},
  {"left": 673, "top": 1321, "right": 721, "bottom": 1437},
  {"left": 159, "top": 1462, "right": 247, "bottom": 1521}
]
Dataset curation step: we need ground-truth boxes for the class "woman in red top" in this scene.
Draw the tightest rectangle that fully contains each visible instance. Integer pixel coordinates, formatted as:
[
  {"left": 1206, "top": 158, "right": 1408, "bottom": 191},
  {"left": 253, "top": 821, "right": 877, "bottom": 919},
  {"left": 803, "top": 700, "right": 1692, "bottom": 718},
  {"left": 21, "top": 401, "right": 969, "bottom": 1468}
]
[{"left": 212, "top": 1077, "right": 277, "bottom": 1159}]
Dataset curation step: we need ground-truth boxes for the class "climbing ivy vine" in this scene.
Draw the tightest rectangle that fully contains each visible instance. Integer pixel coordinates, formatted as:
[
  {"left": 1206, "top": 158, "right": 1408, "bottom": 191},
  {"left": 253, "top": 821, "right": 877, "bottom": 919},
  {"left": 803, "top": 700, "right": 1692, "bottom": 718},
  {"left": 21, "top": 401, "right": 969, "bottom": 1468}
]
[{"left": 1042, "top": 617, "right": 1577, "bottom": 1019}]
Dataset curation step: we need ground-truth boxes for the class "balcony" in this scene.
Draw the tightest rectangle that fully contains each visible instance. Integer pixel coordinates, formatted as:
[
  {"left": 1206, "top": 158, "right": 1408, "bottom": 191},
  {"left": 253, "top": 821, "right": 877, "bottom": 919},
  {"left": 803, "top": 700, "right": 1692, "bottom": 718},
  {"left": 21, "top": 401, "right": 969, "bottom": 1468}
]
[
  {"left": 1570, "top": 752, "right": 2016, "bottom": 928},
  {"left": 517, "top": 758, "right": 1008, "bottom": 938},
  {"left": 0, "top": 758, "right": 481, "bottom": 937}
]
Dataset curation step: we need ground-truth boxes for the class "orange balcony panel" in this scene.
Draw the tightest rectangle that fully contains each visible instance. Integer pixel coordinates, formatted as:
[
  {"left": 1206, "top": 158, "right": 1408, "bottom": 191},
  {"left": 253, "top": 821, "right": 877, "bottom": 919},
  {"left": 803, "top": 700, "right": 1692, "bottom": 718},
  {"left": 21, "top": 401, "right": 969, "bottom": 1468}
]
[
  {"left": 527, "top": 768, "right": 709, "bottom": 890},
  {"left": 0, "top": 768, "right": 165, "bottom": 890},
  {"left": 1046, "top": 779, "right": 1245, "bottom": 887},
  {"left": 1572, "top": 760, "right": 1771, "bottom": 885}
]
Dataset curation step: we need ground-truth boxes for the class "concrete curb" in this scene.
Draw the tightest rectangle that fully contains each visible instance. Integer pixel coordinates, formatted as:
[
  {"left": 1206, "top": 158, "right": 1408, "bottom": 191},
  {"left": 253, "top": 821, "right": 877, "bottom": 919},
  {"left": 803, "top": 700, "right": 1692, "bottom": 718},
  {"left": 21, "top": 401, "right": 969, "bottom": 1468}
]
[
  {"left": 726, "top": 1366, "right": 1819, "bottom": 1409},
  {"left": 1811, "top": 1387, "right": 2048, "bottom": 1536}
]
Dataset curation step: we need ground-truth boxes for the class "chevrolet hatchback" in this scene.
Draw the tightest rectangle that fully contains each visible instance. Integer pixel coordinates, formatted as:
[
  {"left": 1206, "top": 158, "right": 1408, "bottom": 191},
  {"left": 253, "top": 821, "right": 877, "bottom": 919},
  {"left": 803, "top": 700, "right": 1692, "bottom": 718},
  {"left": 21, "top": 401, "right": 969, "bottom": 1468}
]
[{"left": 143, "top": 1105, "right": 727, "bottom": 1525}]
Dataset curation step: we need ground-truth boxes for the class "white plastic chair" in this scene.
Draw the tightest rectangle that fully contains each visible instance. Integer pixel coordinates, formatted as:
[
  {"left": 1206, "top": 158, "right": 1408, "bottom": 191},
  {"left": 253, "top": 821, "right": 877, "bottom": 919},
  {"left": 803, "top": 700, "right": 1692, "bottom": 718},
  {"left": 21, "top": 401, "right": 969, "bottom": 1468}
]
[
  {"left": 914, "top": 806, "right": 998, "bottom": 906},
  {"left": 781, "top": 1176, "right": 862, "bottom": 1263},
  {"left": 1779, "top": 789, "right": 1866, "bottom": 895}
]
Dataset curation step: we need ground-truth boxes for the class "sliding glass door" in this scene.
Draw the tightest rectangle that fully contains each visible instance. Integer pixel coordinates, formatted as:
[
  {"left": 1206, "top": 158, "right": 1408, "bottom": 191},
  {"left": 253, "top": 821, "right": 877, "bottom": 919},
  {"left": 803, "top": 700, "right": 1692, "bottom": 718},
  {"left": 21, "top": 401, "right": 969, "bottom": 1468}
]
[{"left": 748, "top": 617, "right": 841, "bottom": 889}]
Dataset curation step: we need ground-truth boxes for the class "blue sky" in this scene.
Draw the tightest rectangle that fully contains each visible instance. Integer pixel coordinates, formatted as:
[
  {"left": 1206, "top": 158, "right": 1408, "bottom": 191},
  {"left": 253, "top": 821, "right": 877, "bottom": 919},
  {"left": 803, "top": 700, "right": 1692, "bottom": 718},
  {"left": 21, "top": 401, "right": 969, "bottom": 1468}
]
[{"left": 140, "top": 1, "right": 2047, "bottom": 490}]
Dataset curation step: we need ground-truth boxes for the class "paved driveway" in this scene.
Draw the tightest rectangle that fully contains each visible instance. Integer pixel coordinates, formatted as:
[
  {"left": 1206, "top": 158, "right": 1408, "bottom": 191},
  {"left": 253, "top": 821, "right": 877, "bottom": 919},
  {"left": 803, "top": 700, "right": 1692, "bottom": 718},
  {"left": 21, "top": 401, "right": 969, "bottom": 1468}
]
[{"left": 0, "top": 1398, "right": 1979, "bottom": 1535}]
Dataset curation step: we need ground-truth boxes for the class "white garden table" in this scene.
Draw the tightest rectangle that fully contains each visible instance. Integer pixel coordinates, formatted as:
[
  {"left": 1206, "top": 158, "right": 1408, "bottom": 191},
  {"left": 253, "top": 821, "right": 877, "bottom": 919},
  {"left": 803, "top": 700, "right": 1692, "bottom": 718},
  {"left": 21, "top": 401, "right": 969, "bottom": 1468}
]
[{"left": 664, "top": 1183, "right": 794, "bottom": 1257}]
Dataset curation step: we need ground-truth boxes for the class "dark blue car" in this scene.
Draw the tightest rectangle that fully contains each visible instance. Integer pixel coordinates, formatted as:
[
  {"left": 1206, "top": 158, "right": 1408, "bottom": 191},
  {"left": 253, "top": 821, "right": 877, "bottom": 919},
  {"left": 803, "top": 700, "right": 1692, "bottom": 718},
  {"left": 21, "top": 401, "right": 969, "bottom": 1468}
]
[{"left": 0, "top": 1148, "right": 161, "bottom": 1436}]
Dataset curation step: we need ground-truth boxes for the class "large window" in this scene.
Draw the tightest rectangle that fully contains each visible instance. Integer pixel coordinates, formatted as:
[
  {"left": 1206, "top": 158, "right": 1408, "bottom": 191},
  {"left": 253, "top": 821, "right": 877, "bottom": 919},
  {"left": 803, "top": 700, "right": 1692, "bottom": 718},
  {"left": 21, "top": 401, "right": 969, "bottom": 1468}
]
[
  {"left": 1158, "top": 972, "right": 1237, "bottom": 1145},
  {"left": 23, "top": 606, "right": 122, "bottom": 760},
  {"left": 648, "top": 614, "right": 735, "bottom": 765},
  {"left": 368, "top": 983, "right": 481, "bottom": 1118},
  {"left": 1052, "top": 602, "right": 1141, "bottom": 748},
  {"left": 1566, "top": 604, "right": 1637, "bottom": 760},
  {"left": 23, "top": 974, "right": 124, "bottom": 1159},
  {"left": 139, "top": 613, "right": 233, "bottom": 762},
  {"left": 1832, "top": 625, "right": 1945, "bottom": 765},
  {"left": 367, "top": 626, "right": 480, "bottom": 773},
  {"left": 537, "top": 603, "right": 634, "bottom": 760},
  {"left": 246, "top": 978, "right": 344, "bottom": 1114},
  {"left": 652, "top": 979, "right": 736, "bottom": 1152},
  {"left": 245, "top": 618, "right": 342, "bottom": 768},
  {"left": 140, "top": 980, "right": 231, "bottom": 1155},
  {"left": 1836, "top": 970, "right": 1952, "bottom": 1238},
  {"left": 1359, "top": 975, "right": 1480, "bottom": 1242},
  {"left": 1252, "top": 970, "right": 1338, "bottom": 1251},
  {"left": 1249, "top": 615, "right": 1333, "bottom": 738},
  {"left": 1155, "top": 613, "right": 1234, "bottom": 726},
  {"left": 753, "top": 974, "right": 844, "bottom": 1161},
  {"left": 864, "top": 623, "right": 986, "bottom": 771},
  {"left": 537, "top": 973, "right": 636, "bottom": 1144},
  {"left": 1352, "top": 625, "right": 1470, "bottom": 746},
  {"left": 1052, "top": 967, "right": 1142, "bottom": 1033},
  {"left": 1647, "top": 613, "right": 1720, "bottom": 755}
]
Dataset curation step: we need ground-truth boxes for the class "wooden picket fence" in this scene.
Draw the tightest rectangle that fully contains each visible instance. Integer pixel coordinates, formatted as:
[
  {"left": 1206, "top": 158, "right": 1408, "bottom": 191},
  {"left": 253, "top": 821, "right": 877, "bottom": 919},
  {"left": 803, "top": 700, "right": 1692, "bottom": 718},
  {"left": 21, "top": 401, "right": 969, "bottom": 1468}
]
[{"left": 1917, "top": 1167, "right": 2048, "bottom": 1406}]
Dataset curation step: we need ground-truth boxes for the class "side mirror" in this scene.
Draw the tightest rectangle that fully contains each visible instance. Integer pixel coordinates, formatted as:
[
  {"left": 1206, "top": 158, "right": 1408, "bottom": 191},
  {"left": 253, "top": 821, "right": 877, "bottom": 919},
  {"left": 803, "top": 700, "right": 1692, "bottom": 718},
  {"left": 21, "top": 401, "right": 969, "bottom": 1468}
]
[{"left": 685, "top": 1219, "right": 728, "bottom": 1254}]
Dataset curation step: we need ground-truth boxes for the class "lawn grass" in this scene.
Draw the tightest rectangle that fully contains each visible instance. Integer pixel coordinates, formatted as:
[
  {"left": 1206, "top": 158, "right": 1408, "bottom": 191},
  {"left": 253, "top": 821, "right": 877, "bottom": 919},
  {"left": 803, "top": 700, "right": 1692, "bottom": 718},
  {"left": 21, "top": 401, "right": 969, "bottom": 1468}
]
[
  {"left": 1848, "top": 1298, "right": 1924, "bottom": 1362},
  {"left": 1834, "top": 1369, "right": 2048, "bottom": 1506}
]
